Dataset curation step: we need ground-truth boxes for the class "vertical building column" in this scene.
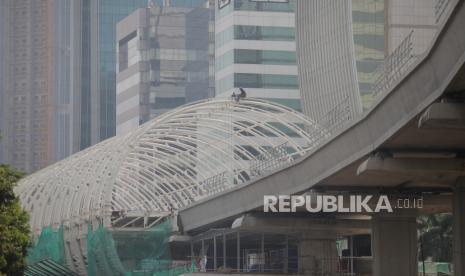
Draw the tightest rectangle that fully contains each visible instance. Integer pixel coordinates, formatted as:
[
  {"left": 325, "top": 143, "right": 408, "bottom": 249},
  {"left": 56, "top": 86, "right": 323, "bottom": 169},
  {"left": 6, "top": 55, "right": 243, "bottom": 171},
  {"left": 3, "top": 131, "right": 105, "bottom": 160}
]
[
  {"left": 223, "top": 234, "right": 226, "bottom": 268},
  {"left": 299, "top": 233, "right": 338, "bottom": 275},
  {"left": 284, "top": 236, "right": 289, "bottom": 273},
  {"left": 371, "top": 210, "right": 417, "bottom": 276},
  {"left": 454, "top": 177, "right": 465, "bottom": 276},
  {"left": 236, "top": 232, "right": 240, "bottom": 272},
  {"left": 213, "top": 235, "right": 217, "bottom": 270}
]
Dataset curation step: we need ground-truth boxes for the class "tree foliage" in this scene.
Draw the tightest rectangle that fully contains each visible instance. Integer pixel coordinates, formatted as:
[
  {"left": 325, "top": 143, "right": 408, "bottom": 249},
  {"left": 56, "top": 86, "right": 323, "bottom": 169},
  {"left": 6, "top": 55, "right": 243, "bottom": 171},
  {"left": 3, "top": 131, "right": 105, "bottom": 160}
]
[
  {"left": 0, "top": 164, "right": 31, "bottom": 276},
  {"left": 418, "top": 213, "right": 453, "bottom": 262}
]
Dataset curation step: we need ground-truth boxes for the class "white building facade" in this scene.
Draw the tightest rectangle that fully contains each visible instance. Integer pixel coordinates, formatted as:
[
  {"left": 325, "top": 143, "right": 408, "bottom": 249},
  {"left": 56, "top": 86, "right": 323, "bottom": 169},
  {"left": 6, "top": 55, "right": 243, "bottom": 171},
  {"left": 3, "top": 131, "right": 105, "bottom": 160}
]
[{"left": 214, "top": 0, "right": 301, "bottom": 111}]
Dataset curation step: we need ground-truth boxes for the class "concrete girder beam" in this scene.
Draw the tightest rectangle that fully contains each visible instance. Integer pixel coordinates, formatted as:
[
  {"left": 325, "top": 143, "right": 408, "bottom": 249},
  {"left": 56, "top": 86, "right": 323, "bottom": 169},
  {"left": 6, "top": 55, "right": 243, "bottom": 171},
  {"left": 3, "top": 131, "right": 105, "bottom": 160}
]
[
  {"left": 231, "top": 214, "right": 371, "bottom": 236},
  {"left": 419, "top": 103, "right": 465, "bottom": 129},
  {"left": 357, "top": 155, "right": 465, "bottom": 186}
]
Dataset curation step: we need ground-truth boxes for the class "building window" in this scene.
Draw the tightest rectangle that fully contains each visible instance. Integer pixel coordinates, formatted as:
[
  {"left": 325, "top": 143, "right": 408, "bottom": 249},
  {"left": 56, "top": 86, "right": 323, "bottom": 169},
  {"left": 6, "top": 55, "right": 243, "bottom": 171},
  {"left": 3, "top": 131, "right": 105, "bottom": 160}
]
[
  {"left": 235, "top": 25, "right": 295, "bottom": 41},
  {"left": 234, "top": 0, "right": 295, "bottom": 12},
  {"left": 234, "top": 73, "right": 298, "bottom": 89},
  {"left": 216, "top": 50, "right": 296, "bottom": 71},
  {"left": 235, "top": 49, "right": 296, "bottom": 65},
  {"left": 152, "top": 97, "right": 186, "bottom": 109},
  {"left": 118, "top": 31, "right": 137, "bottom": 72}
]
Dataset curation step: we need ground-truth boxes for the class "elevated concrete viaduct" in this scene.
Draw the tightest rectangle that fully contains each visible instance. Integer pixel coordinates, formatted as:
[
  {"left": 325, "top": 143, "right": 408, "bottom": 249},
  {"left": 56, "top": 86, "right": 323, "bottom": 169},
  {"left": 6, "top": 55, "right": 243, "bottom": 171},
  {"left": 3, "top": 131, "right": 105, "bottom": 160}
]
[{"left": 179, "top": 1, "right": 465, "bottom": 275}]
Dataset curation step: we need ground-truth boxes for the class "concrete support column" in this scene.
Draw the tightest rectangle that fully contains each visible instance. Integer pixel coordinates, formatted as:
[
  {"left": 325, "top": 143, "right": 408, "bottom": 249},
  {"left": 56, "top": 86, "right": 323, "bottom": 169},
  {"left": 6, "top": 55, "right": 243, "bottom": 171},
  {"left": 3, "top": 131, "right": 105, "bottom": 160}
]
[
  {"left": 299, "top": 233, "right": 338, "bottom": 275},
  {"left": 453, "top": 177, "right": 465, "bottom": 276},
  {"left": 371, "top": 211, "right": 417, "bottom": 276}
]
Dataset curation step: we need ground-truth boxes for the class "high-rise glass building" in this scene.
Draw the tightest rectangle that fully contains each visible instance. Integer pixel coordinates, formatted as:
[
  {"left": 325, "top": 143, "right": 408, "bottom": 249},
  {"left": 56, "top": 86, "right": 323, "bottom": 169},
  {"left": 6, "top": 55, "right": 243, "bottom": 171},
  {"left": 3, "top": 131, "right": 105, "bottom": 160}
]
[
  {"left": 0, "top": 0, "right": 154, "bottom": 172},
  {"left": 214, "top": 0, "right": 301, "bottom": 111},
  {"left": 384, "top": 0, "right": 437, "bottom": 56},
  {"left": 115, "top": 1, "right": 213, "bottom": 135},
  {"left": 80, "top": 0, "right": 148, "bottom": 148},
  {"left": 353, "top": 0, "right": 435, "bottom": 108},
  {"left": 52, "top": 0, "right": 74, "bottom": 162},
  {"left": 296, "top": 0, "right": 436, "bottom": 126},
  {"left": 352, "top": 0, "right": 385, "bottom": 109},
  {"left": 0, "top": 0, "right": 211, "bottom": 171},
  {"left": 82, "top": 0, "right": 212, "bottom": 144},
  {"left": 297, "top": 0, "right": 363, "bottom": 124},
  {"left": 0, "top": 0, "right": 77, "bottom": 172},
  {"left": 0, "top": 0, "right": 151, "bottom": 172}
]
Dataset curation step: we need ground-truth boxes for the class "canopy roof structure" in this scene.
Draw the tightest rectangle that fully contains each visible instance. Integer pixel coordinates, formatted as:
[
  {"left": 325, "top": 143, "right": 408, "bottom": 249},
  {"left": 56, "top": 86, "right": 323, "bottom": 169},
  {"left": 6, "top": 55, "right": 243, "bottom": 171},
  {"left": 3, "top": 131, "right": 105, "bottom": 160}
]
[
  {"left": 16, "top": 99, "right": 329, "bottom": 235},
  {"left": 15, "top": 98, "right": 331, "bottom": 273},
  {"left": 15, "top": 98, "right": 328, "bottom": 233}
]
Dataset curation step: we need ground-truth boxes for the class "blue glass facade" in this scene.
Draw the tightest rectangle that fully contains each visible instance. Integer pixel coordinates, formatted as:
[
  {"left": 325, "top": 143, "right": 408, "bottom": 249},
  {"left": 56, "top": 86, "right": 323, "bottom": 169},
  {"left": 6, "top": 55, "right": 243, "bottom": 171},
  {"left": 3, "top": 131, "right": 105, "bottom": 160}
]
[
  {"left": 85, "top": 0, "right": 208, "bottom": 144},
  {"left": 116, "top": 3, "right": 213, "bottom": 134},
  {"left": 52, "top": 0, "right": 72, "bottom": 161},
  {"left": 80, "top": 0, "right": 92, "bottom": 149},
  {"left": 97, "top": 0, "right": 148, "bottom": 141}
]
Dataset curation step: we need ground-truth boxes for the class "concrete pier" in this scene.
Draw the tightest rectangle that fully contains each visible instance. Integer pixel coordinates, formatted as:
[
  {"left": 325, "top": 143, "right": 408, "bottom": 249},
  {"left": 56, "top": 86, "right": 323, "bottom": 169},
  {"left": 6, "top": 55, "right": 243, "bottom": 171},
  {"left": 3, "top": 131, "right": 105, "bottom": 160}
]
[
  {"left": 300, "top": 234, "right": 338, "bottom": 275},
  {"left": 371, "top": 211, "right": 417, "bottom": 276},
  {"left": 454, "top": 178, "right": 465, "bottom": 276}
]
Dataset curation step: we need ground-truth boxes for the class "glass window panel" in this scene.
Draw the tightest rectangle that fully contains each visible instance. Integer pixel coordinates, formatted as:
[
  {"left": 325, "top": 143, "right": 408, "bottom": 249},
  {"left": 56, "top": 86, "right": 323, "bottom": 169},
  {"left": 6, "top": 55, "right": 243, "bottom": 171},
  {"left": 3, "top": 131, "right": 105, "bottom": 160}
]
[
  {"left": 234, "top": 73, "right": 298, "bottom": 89},
  {"left": 234, "top": 25, "right": 295, "bottom": 41},
  {"left": 233, "top": 0, "right": 295, "bottom": 12},
  {"left": 234, "top": 49, "right": 296, "bottom": 65}
]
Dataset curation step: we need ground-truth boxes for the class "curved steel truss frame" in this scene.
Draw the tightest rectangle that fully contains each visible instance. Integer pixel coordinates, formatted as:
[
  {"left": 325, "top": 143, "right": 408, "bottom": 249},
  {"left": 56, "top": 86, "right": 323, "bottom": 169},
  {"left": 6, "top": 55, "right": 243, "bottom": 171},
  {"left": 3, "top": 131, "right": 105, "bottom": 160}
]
[
  {"left": 15, "top": 99, "right": 329, "bottom": 272},
  {"left": 16, "top": 99, "right": 329, "bottom": 232}
]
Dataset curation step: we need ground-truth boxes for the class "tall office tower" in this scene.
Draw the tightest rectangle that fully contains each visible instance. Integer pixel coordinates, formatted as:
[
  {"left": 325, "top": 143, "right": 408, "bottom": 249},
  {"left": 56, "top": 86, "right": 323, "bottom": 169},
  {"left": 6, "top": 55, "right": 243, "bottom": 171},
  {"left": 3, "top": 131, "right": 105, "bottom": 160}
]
[
  {"left": 296, "top": 0, "right": 363, "bottom": 124},
  {"left": 78, "top": 0, "right": 149, "bottom": 149},
  {"left": 0, "top": 0, "right": 55, "bottom": 172},
  {"left": 352, "top": 0, "right": 385, "bottom": 109},
  {"left": 214, "top": 0, "right": 301, "bottom": 111},
  {"left": 385, "top": 0, "right": 437, "bottom": 56},
  {"left": 296, "top": 0, "right": 435, "bottom": 124},
  {"left": 0, "top": 0, "right": 209, "bottom": 171},
  {"left": 116, "top": 1, "right": 213, "bottom": 135},
  {"left": 355, "top": 0, "right": 435, "bottom": 109},
  {"left": 51, "top": 0, "right": 75, "bottom": 162},
  {"left": 80, "top": 0, "right": 213, "bottom": 145},
  {"left": 0, "top": 0, "right": 83, "bottom": 172}
]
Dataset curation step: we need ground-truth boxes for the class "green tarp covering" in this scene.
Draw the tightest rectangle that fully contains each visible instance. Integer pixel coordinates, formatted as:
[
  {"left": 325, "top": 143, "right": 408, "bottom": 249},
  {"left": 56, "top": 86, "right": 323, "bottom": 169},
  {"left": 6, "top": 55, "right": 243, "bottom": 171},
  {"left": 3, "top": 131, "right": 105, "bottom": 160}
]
[
  {"left": 87, "top": 219, "right": 197, "bottom": 276},
  {"left": 27, "top": 219, "right": 197, "bottom": 276},
  {"left": 27, "top": 225, "right": 65, "bottom": 266}
]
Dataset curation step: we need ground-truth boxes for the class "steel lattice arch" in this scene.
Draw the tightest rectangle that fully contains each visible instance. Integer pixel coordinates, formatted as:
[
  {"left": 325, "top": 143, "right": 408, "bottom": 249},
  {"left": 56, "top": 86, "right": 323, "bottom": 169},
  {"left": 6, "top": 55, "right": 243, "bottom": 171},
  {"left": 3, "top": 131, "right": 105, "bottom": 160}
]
[{"left": 15, "top": 98, "right": 329, "bottom": 273}]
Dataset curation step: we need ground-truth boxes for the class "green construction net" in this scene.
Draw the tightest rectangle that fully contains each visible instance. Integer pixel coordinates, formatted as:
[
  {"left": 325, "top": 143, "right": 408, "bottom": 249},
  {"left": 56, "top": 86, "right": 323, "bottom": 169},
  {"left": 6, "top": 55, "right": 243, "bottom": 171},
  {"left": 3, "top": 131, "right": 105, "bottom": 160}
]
[
  {"left": 87, "top": 219, "right": 197, "bottom": 276},
  {"left": 26, "top": 225, "right": 66, "bottom": 266}
]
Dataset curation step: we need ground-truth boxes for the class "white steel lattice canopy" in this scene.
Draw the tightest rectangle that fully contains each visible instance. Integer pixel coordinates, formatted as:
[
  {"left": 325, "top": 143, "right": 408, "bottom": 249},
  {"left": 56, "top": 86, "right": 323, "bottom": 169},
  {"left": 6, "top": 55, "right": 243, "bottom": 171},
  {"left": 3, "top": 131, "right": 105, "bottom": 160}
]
[{"left": 15, "top": 98, "right": 328, "bottom": 234}]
